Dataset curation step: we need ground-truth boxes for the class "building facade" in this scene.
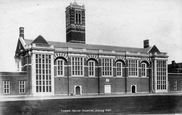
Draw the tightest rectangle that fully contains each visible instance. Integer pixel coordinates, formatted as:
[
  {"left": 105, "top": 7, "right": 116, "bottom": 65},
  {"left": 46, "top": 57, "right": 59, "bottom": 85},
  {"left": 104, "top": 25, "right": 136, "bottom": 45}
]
[
  {"left": 168, "top": 61, "right": 182, "bottom": 92},
  {"left": 0, "top": 1, "right": 169, "bottom": 96},
  {"left": 168, "top": 61, "right": 182, "bottom": 73}
]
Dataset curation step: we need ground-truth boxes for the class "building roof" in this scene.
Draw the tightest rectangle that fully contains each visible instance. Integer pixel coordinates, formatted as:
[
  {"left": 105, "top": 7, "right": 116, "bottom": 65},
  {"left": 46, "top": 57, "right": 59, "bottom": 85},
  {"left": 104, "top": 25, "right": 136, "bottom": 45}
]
[
  {"left": 67, "top": 1, "right": 85, "bottom": 9},
  {"left": 0, "top": 72, "right": 27, "bottom": 77},
  {"left": 168, "top": 61, "right": 182, "bottom": 73},
  {"left": 32, "top": 35, "right": 50, "bottom": 45},
  {"left": 72, "top": 0, "right": 78, "bottom": 6},
  {"left": 24, "top": 39, "right": 151, "bottom": 53},
  {"left": 169, "top": 62, "right": 182, "bottom": 68}
]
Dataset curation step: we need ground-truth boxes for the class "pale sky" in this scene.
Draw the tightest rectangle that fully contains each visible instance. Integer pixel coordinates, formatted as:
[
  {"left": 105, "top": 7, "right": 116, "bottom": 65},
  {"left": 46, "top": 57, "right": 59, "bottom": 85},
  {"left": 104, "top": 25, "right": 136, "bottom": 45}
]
[{"left": 0, "top": 0, "right": 182, "bottom": 72}]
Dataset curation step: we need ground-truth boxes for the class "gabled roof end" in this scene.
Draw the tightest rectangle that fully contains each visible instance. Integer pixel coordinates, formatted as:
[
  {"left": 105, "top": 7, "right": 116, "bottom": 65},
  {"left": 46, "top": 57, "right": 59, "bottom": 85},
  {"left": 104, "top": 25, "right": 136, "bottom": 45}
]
[
  {"left": 148, "top": 45, "right": 160, "bottom": 54},
  {"left": 32, "top": 35, "right": 49, "bottom": 45}
]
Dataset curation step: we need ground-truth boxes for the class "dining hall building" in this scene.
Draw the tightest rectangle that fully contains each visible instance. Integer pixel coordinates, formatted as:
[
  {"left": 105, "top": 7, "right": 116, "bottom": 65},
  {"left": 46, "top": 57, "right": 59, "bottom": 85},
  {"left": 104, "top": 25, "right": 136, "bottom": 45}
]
[{"left": 0, "top": 1, "right": 169, "bottom": 96}]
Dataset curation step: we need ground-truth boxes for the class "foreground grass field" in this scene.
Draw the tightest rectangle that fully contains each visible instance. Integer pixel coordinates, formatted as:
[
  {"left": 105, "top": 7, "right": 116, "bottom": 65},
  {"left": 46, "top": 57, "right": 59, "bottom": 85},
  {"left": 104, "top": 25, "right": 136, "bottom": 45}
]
[{"left": 1, "top": 95, "right": 182, "bottom": 115}]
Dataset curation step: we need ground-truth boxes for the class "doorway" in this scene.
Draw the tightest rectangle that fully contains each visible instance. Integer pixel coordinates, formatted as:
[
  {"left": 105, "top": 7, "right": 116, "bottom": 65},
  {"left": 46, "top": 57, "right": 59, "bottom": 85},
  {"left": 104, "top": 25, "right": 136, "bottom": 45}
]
[
  {"left": 104, "top": 85, "right": 111, "bottom": 93},
  {"left": 75, "top": 86, "right": 81, "bottom": 95},
  {"left": 131, "top": 85, "right": 136, "bottom": 93}
]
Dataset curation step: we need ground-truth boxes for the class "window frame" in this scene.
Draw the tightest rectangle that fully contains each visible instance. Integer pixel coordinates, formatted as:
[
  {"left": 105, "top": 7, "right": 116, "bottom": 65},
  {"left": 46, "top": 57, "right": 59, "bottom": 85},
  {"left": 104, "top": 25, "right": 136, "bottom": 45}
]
[
  {"left": 128, "top": 60, "right": 138, "bottom": 77},
  {"left": 102, "top": 58, "right": 113, "bottom": 77},
  {"left": 3, "top": 80, "right": 10, "bottom": 94},
  {"left": 19, "top": 80, "right": 25, "bottom": 93},
  {"left": 55, "top": 59, "right": 65, "bottom": 77},
  {"left": 71, "top": 56, "right": 84, "bottom": 77},
  {"left": 156, "top": 60, "right": 167, "bottom": 90},
  {"left": 116, "top": 61, "right": 123, "bottom": 77},
  {"left": 141, "top": 63, "right": 147, "bottom": 77},
  {"left": 75, "top": 11, "right": 82, "bottom": 24},
  {"left": 88, "top": 60, "right": 95, "bottom": 77},
  {"left": 35, "top": 54, "right": 52, "bottom": 93}
]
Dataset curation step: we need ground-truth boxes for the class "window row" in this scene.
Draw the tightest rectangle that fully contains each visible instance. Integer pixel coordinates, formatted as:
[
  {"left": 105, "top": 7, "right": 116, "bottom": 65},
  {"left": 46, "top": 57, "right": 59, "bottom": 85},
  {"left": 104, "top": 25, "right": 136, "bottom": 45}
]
[
  {"left": 3, "top": 80, "right": 25, "bottom": 94},
  {"left": 55, "top": 57, "right": 149, "bottom": 77}
]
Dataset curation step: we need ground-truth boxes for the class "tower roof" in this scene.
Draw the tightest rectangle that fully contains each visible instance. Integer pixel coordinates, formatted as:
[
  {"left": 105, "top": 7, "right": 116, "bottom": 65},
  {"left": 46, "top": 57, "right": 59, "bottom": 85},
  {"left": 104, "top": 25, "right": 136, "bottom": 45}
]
[
  {"left": 72, "top": 0, "right": 78, "bottom": 6},
  {"left": 68, "top": 0, "right": 85, "bottom": 9}
]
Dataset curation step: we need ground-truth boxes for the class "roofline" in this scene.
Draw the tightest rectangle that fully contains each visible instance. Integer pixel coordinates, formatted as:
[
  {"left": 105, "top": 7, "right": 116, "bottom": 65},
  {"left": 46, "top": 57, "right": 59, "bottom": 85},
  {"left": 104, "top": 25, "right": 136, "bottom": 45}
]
[
  {"left": 147, "top": 45, "right": 154, "bottom": 53},
  {"left": 168, "top": 73, "right": 182, "bottom": 74},
  {"left": 19, "top": 37, "right": 26, "bottom": 49},
  {"left": 25, "top": 38, "right": 146, "bottom": 50},
  {"left": 24, "top": 39, "right": 169, "bottom": 56},
  {"left": 0, "top": 71, "right": 27, "bottom": 73}
]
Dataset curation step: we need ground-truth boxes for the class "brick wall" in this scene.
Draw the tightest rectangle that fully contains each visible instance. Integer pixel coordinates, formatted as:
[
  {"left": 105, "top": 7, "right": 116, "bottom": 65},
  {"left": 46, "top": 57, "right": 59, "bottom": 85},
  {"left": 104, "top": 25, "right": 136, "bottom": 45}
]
[{"left": 0, "top": 72, "right": 30, "bottom": 96}]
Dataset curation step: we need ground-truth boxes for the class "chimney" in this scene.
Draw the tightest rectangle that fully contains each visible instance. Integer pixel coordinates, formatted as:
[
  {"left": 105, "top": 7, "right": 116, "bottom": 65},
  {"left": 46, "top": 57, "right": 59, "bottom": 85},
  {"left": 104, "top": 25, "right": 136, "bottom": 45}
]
[
  {"left": 172, "top": 60, "right": 175, "bottom": 65},
  {"left": 143, "top": 39, "right": 149, "bottom": 48},
  {"left": 19, "top": 27, "right": 24, "bottom": 39}
]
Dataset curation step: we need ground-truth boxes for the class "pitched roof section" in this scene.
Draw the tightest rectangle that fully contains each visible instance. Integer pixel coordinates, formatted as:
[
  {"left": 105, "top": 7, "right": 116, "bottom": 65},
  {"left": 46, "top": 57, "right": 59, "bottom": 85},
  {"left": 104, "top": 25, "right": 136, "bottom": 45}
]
[
  {"left": 32, "top": 35, "right": 49, "bottom": 45},
  {"left": 24, "top": 39, "right": 151, "bottom": 53},
  {"left": 148, "top": 45, "right": 160, "bottom": 54},
  {"left": 24, "top": 39, "right": 32, "bottom": 45},
  {"left": 15, "top": 39, "right": 25, "bottom": 57}
]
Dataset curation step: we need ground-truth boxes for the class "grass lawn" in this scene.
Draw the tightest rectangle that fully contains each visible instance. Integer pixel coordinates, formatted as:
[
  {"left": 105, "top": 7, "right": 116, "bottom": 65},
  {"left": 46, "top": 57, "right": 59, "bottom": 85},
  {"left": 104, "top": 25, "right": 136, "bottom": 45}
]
[{"left": 1, "top": 95, "right": 182, "bottom": 115}]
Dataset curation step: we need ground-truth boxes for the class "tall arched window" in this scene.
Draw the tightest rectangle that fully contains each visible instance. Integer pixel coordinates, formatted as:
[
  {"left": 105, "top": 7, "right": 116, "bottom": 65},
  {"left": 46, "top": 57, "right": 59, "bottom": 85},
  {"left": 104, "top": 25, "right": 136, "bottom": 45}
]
[
  {"left": 116, "top": 61, "right": 123, "bottom": 77},
  {"left": 76, "top": 13, "right": 78, "bottom": 24},
  {"left": 79, "top": 13, "right": 81, "bottom": 24},
  {"left": 141, "top": 63, "right": 147, "bottom": 77},
  {"left": 88, "top": 60, "right": 95, "bottom": 77},
  {"left": 56, "top": 59, "right": 64, "bottom": 76}
]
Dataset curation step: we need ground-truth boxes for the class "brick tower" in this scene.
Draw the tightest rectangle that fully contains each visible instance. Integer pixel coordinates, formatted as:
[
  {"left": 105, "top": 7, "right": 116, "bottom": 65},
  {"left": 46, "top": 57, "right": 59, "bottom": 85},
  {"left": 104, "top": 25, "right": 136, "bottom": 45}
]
[{"left": 65, "top": 1, "right": 85, "bottom": 43}]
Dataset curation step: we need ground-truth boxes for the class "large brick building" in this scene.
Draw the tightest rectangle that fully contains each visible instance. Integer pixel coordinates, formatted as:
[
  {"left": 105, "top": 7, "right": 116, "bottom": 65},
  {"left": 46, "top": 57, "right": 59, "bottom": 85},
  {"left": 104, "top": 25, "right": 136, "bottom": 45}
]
[{"left": 0, "top": 1, "right": 169, "bottom": 96}]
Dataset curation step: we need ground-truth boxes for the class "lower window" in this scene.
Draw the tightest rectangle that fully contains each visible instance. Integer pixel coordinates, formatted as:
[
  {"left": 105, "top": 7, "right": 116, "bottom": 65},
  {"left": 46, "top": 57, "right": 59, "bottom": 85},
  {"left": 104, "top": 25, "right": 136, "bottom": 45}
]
[
  {"left": 3, "top": 81, "right": 10, "bottom": 94},
  {"left": 19, "top": 81, "right": 25, "bottom": 93}
]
